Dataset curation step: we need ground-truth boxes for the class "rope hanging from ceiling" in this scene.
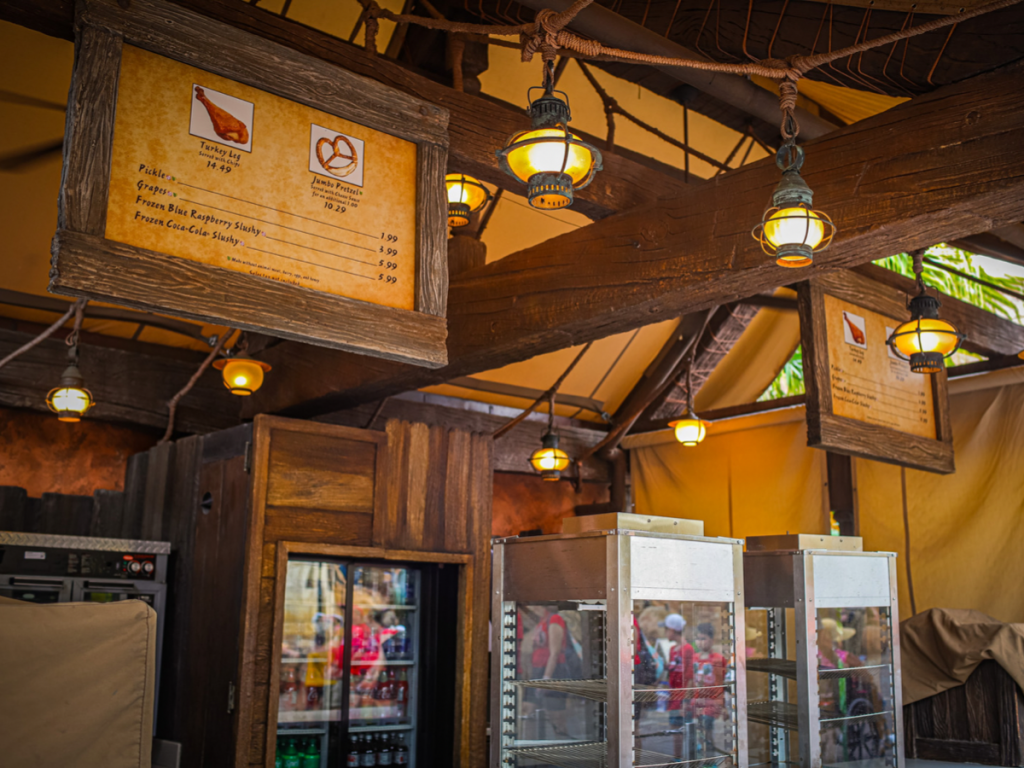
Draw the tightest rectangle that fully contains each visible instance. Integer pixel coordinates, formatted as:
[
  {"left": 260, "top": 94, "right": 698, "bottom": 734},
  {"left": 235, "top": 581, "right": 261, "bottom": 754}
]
[{"left": 357, "top": 0, "right": 1021, "bottom": 136}]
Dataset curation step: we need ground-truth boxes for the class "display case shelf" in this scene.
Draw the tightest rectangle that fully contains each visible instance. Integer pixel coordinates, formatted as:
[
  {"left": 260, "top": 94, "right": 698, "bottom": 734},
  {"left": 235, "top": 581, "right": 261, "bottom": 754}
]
[
  {"left": 511, "top": 679, "right": 734, "bottom": 704},
  {"left": 278, "top": 709, "right": 343, "bottom": 724},
  {"left": 505, "top": 741, "right": 734, "bottom": 768},
  {"left": 819, "top": 709, "right": 894, "bottom": 724},
  {"left": 747, "top": 701, "right": 799, "bottom": 732},
  {"left": 748, "top": 659, "right": 891, "bottom": 681}
]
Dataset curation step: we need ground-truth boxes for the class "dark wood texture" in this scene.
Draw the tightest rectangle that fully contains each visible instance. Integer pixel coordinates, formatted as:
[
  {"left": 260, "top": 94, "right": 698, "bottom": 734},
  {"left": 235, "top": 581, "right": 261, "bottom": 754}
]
[
  {"left": 56, "top": 23, "right": 120, "bottom": 235},
  {"left": 0, "top": 325, "right": 237, "bottom": 434},
  {"left": 797, "top": 270, "right": 955, "bottom": 474},
  {"left": 825, "top": 452, "right": 857, "bottom": 536},
  {"left": 50, "top": 0, "right": 450, "bottom": 366},
  {"left": 853, "top": 264, "right": 1024, "bottom": 359},
  {"left": 51, "top": 230, "right": 448, "bottom": 366},
  {"left": 247, "top": 60, "right": 1024, "bottom": 417},
  {"left": 904, "top": 660, "right": 1024, "bottom": 767},
  {"left": 316, "top": 393, "right": 612, "bottom": 481},
  {"left": 448, "top": 234, "right": 488, "bottom": 278},
  {"left": 223, "top": 415, "right": 491, "bottom": 768}
]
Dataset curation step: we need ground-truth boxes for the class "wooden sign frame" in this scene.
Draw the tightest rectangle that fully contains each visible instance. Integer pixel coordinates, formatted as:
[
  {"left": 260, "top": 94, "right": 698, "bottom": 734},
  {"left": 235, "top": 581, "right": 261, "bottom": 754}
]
[
  {"left": 797, "top": 270, "right": 954, "bottom": 474},
  {"left": 49, "top": 0, "right": 449, "bottom": 368}
]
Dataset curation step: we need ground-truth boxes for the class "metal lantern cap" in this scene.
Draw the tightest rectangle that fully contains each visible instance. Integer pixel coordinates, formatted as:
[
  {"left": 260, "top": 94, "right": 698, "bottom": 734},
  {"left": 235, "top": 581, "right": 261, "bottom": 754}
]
[
  {"left": 752, "top": 144, "right": 835, "bottom": 268},
  {"left": 46, "top": 361, "right": 94, "bottom": 422},
  {"left": 213, "top": 357, "right": 272, "bottom": 396},
  {"left": 887, "top": 293, "right": 964, "bottom": 374},
  {"left": 528, "top": 430, "right": 570, "bottom": 481},
  {"left": 445, "top": 173, "right": 490, "bottom": 228},
  {"left": 496, "top": 87, "right": 602, "bottom": 211}
]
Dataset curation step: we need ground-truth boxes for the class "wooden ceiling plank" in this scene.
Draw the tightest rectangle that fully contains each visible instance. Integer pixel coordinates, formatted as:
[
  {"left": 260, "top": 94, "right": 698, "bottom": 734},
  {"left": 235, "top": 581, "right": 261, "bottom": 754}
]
[{"left": 245, "top": 60, "right": 1024, "bottom": 418}]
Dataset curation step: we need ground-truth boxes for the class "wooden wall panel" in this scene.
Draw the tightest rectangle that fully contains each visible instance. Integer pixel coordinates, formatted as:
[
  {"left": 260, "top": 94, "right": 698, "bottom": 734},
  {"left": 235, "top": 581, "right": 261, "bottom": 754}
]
[{"left": 265, "top": 430, "right": 376, "bottom": 512}]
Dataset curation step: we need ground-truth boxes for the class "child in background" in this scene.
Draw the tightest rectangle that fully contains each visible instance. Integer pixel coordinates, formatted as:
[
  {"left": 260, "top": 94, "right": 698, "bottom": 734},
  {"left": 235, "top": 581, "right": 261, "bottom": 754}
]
[{"left": 693, "top": 622, "right": 727, "bottom": 754}]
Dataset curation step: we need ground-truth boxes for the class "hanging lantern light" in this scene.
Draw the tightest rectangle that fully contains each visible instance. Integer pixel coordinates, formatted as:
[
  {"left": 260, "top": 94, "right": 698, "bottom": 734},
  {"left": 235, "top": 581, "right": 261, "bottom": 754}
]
[
  {"left": 527, "top": 391, "right": 571, "bottom": 480},
  {"left": 529, "top": 430, "right": 571, "bottom": 480},
  {"left": 445, "top": 173, "right": 491, "bottom": 228},
  {"left": 887, "top": 250, "right": 965, "bottom": 373},
  {"left": 213, "top": 357, "right": 271, "bottom": 396},
  {"left": 46, "top": 345, "right": 94, "bottom": 422},
  {"left": 668, "top": 349, "right": 709, "bottom": 446},
  {"left": 752, "top": 144, "right": 835, "bottom": 268},
  {"left": 497, "top": 62, "right": 602, "bottom": 210}
]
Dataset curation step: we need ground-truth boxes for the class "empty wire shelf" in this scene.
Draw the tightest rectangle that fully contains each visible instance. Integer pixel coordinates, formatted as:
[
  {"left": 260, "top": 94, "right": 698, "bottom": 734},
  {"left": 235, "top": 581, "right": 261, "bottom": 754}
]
[
  {"left": 506, "top": 741, "right": 733, "bottom": 768},
  {"left": 512, "top": 679, "right": 733, "bottom": 705},
  {"left": 748, "top": 700, "right": 799, "bottom": 732},
  {"left": 819, "top": 663, "right": 891, "bottom": 680}
]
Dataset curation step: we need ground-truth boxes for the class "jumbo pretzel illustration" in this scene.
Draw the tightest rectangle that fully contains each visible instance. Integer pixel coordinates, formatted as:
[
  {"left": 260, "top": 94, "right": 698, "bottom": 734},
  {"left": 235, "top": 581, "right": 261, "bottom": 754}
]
[{"left": 316, "top": 134, "right": 359, "bottom": 178}]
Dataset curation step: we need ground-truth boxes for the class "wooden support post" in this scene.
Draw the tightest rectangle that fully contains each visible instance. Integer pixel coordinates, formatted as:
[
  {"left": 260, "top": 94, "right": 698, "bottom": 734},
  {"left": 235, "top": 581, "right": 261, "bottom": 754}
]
[{"left": 825, "top": 452, "right": 857, "bottom": 536}]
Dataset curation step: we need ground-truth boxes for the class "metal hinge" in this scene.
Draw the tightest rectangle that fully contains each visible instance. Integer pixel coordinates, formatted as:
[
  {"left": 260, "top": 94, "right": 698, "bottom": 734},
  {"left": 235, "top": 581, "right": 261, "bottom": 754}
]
[
  {"left": 243, "top": 441, "right": 252, "bottom": 474},
  {"left": 227, "top": 680, "right": 236, "bottom": 714}
]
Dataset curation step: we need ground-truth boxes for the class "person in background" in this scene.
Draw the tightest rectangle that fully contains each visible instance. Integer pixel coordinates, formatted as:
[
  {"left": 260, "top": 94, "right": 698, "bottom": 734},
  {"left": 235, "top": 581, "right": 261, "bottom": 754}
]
[
  {"left": 663, "top": 613, "right": 694, "bottom": 756},
  {"left": 693, "top": 622, "right": 727, "bottom": 754},
  {"left": 529, "top": 606, "right": 569, "bottom": 736}
]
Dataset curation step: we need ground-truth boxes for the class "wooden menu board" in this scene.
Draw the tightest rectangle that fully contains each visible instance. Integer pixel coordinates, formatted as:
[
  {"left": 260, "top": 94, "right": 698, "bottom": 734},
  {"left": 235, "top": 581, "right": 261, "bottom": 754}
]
[
  {"left": 798, "top": 270, "right": 954, "bottom": 474},
  {"left": 49, "top": 0, "right": 449, "bottom": 367}
]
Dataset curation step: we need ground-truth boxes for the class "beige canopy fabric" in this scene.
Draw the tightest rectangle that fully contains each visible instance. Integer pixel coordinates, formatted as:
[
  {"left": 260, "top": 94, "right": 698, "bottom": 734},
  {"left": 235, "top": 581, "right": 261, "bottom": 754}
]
[
  {"left": 0, "top": 596, "right": 156, "bottom": 767},
  {"left": 900, "top": 608, "right": 1024, "bottom": 705}
]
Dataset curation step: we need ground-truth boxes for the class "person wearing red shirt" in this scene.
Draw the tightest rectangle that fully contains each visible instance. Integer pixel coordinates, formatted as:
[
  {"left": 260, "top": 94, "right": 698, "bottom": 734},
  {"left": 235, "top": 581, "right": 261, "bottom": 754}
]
[
  {"left": 693, "top": 622, "right": 727, "bottom": 754},
  {"left": 664, "top": 614, "right": 694, "bottom": 725},
  {"left": 522, "top": 607, "right": 569, "bottom": 736}
]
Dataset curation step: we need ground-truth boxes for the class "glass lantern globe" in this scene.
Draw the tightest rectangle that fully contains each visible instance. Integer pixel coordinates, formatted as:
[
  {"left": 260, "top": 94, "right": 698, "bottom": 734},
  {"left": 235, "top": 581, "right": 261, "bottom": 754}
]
[
  {"left": 887, "top": 294, "right": 964, "bottom": 373},
  {"left": 46, "top": 349, "right": 94, "bottom": 422},
  {"left": 497, "top": 87, "right": 601, "bottom": 210},
  {"left": 213, "top": 357, "right": 272, "bottom": 396},
  {"left": 668, "top": 414, "right": 709, "bottom": 446},
  {"left": 46, "top": 384, "right": 94, "bottom": 422},
  {"left": 528, "top": 431, "right": 571, "bottom": 481},
  {"left": 445, "top": 174, "right": 490, "bottom": 227}
]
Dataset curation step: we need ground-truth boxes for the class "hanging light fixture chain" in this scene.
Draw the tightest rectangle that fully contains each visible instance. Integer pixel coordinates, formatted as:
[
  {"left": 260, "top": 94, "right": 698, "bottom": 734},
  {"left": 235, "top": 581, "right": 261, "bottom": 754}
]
[
  {"left": 159, "top": 329, "right": 234, "bottom": 444},
  {"left": 911, "top": 248, "right": 927, "bottom": 295}
]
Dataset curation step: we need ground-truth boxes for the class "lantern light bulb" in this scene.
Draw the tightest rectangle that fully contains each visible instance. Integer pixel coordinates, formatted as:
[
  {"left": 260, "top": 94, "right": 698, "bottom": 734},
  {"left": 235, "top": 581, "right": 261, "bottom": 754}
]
[
  {"left": 214, "top": 357, "right": 271, "bottom": 396},
  {"left": 669, "top": 415, "right": 709, "bottom": 446}
]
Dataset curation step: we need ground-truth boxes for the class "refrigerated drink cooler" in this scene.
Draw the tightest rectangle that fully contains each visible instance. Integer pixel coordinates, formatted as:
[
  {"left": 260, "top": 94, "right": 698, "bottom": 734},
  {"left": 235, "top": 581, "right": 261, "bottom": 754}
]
[
  {"left": 491, "top": 513, "right": 748, "bottom": 768},
  {"left": 274, "top": 557, "right": 458, "bottom": 768},
  {"left": 743, "top": 535, "right": 903, "bottom": 768}
]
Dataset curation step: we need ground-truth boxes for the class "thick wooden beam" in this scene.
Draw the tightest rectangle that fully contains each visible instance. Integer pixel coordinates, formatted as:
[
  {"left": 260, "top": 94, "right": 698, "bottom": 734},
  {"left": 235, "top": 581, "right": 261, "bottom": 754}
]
[
  {"left": 247, "top": 61, "right": 1024, "bottom": 417},
  {"left": 852, "top": 264, "right": 1024, "bottom": 358},
  {"left": 0, "top": 325, "right": 239, "bottom": 434}
]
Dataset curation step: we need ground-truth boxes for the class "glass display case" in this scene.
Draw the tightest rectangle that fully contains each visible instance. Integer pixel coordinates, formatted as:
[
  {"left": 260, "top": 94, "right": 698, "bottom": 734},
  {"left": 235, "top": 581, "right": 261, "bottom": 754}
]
[
  {"left": 491, "top": 513, "right": 747, "bottom": 768},
  {"left": 275, "top": 558, "right": 421, "bottom": 768},
  {"left": 743, "top": 535, "right": 903, "bottom": 768}
]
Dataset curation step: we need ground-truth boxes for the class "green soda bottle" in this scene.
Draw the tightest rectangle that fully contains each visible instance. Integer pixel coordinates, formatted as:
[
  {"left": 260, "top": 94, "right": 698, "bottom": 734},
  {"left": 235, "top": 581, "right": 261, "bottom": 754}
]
[
  {"left": 283, "top": 738, "right": 301, "bottom": 768},
  {"left": 275, "top": 736, "right": 284, "bottom": 768},
  {"left": 303, "top": 737, "right": 321, "bottom": 768}
]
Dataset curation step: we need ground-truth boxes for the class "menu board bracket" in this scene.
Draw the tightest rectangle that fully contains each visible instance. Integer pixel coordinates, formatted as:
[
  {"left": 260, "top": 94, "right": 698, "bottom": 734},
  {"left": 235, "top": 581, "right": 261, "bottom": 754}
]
[
  {"left": 49, "top": 0, "right": 450, "bottom": 368},
  {"left": 798, "top": 270, "right": 954, "bottom": 474}
]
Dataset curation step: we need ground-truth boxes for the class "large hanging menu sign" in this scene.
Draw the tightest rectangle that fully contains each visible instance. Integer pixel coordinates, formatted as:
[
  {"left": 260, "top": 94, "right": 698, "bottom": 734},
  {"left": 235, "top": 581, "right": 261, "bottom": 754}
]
[
  {"left": 108, "top": 46, "right": 417, "bottom": 311},
  {"left": 798, "top": 270, "right": 954, "bottom": 474},
  {"left": 49, "top": 0, "right": 449, "bottom": 367}
]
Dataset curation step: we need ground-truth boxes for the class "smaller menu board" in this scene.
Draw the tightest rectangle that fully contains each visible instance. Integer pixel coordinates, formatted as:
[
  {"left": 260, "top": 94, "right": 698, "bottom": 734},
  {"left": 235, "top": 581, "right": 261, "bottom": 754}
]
[
  {"left": 824, "top": 294, "right": 935, "bottom": 439},
  {"left": 798, "top": 270, "right": 953, "bottom": 474}
]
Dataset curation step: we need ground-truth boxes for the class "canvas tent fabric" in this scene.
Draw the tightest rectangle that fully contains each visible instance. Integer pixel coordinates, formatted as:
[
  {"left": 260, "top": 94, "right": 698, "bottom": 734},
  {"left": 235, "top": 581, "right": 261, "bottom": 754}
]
[
  {"left": 0, "top": 596, "right": 156, "bottom": 767},
  {"left": 632, "top": 369, "right": 1024, "bottom": 624}
]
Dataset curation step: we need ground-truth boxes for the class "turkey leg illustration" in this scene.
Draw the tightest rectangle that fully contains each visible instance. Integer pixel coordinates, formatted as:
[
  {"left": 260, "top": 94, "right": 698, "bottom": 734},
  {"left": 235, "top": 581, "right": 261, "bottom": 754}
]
[
  {"left": 195, "top": 86, "right": 249, "bottom": 145},
  {"left": 843, "top": 311, "right": 865, "bottom": 345}
]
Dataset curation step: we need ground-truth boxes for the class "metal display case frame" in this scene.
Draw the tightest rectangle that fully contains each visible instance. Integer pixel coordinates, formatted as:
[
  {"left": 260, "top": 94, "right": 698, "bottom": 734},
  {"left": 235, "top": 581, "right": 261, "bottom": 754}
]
[
  {"left": 743, "top": 536, "right": 904, "bottom": 768},
  {"left": 491, "top": 519, "right": 748, "bottom": 768}
]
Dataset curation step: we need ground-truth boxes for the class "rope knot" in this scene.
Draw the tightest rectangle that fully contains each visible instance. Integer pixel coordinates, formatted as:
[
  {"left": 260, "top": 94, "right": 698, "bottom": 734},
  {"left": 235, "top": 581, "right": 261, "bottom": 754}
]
[{"left": 363, "top": 3, "right": 382, "bottom": 55}]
